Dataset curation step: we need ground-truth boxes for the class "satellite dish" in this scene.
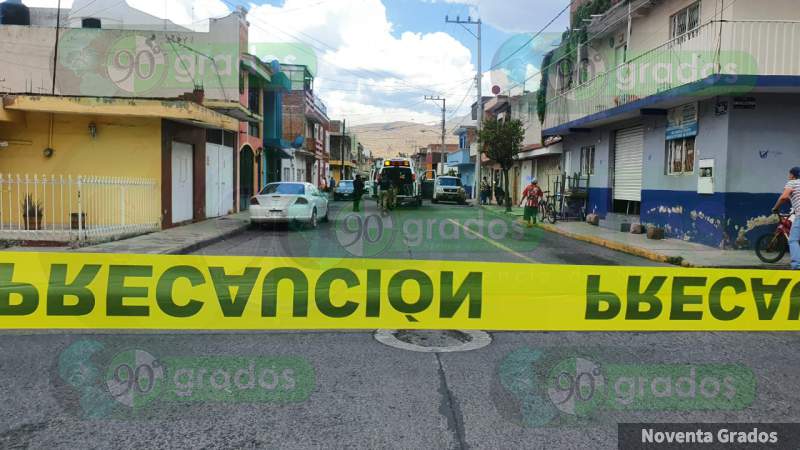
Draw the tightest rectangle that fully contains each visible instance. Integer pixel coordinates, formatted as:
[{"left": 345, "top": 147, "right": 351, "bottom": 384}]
[
  {"left": 291, "top": 135, "right": 304, "bottom": 148},
  {"left": 492, "top": 85, "right": 501, "bottom": 95},
  {"left": 270, "top": 60, "right": 281, "bottom": 73}
]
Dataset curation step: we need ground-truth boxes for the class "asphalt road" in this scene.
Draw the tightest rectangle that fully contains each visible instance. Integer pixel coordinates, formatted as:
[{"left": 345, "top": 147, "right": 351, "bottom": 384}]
[
  {"left": 1, "top": 331, "right": 798, "bottom": 449},
  {"left": 3, "top": 200, "right": 798, "bottom": 449},
  {"left": 194, "top": 198, "right": 667, "bottom": 266}
]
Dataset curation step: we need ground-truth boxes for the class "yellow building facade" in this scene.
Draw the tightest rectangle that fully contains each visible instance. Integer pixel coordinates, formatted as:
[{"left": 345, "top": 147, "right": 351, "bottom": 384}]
[{"left": 0, "top": 96, "right": 237, "bottom": 240}]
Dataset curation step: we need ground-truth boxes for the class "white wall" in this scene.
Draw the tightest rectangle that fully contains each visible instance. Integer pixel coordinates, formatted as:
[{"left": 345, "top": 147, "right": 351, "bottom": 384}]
[
  {"left": 731, "top": 0, "right": 800, "bottom": 21},
  {"left": 63, "top": 0, "right": 188, "bottom": 31},
  {"left": 0, "top": 9, "right": 243, "bottom": 100},
  {"left": 510, "top": 93, "right": 541, "bottom": 149}
]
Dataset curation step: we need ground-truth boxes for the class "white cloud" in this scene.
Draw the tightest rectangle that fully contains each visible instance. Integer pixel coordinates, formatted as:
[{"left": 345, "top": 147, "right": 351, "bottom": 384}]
[
  {"left": 22, "top": 0, "right": 480, "bottom": 125},
  {"left": 246, "top": 0, "right": 478, "bottom": 125}
]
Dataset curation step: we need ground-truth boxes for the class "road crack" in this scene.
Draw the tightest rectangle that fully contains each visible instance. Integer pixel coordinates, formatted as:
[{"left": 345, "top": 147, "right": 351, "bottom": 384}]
[{"left": 435, "top": 353, "right": 468, "bottom": 450}]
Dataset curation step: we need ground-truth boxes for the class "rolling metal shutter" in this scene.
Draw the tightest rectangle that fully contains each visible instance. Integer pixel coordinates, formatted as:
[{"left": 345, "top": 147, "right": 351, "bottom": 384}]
[{"left": 613, "top": 125, "right": 644, "bottom": 202}]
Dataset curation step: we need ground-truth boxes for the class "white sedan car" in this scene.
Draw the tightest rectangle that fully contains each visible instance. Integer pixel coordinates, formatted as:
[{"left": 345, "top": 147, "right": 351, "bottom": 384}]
[{"left": 249, "top": 182, "right": 329, "bottom": 228}]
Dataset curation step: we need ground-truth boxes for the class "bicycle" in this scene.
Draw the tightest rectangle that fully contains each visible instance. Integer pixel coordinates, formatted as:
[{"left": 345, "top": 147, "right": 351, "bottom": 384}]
[
  {"left": 538, "top": 191, "right": 557, "bottom": 224},
  {"left": 755, "top": 213, "right": 793, "bottom": 263}
]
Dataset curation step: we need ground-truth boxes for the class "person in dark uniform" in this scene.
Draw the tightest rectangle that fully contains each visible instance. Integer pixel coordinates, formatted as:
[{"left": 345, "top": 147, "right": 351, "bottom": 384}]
[
  {"left": 353, "top": 175, "right": 365, "bottom": 212},
  {"left": 378, "top": 174, "right": 391, "bottom": 211}
]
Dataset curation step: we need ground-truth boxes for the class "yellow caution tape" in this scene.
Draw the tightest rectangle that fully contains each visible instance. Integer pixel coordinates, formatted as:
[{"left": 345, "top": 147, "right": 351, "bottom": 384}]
[{"left": 0, "top": 252, "right": 799, "bottom": 331}]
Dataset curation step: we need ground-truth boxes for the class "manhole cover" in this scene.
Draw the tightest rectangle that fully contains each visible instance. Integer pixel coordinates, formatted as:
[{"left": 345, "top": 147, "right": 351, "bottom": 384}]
[{"left": 374, "top": 330, "right": 491, "bottom": 353}]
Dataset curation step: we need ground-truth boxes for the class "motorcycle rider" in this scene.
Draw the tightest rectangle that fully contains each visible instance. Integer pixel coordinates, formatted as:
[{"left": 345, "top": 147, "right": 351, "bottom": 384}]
[{"left": 771, "top": 166, "right": 800, "bottom": 269}]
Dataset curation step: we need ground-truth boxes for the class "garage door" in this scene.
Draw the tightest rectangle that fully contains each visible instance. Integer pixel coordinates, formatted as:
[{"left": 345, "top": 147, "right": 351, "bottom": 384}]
[
  {"left": 614, "top": 125, "right": 644, "bottom": 202},
  {"left": 205, "top": 143, "right": 234, "bottom": 218},
  {"left": 171, "top": 141, "right": 194, "bottom": 223}
]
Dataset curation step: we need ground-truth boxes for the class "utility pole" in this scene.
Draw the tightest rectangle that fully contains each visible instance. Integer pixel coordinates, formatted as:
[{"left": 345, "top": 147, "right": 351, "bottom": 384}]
[
  {"left": 340, "top": 119, "right": 346, "bottom": 181},
  {"left": 425, "top": 95, "right": 446, "bottom": 175},
  {"left": 446, "top": 15, "right": 481, "bottom": 200}
]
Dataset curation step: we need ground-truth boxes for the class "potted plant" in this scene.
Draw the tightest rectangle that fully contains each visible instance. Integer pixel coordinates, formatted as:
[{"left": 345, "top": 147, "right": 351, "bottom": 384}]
[{"left": 21, "top": 195, "right": 44, "bottom": 230}]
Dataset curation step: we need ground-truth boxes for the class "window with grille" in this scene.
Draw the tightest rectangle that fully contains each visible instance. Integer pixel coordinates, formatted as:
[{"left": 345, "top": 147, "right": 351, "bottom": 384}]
[
  {"left": 248, "top": 122, "right": 260, "bottom": 138},
  {"left": 666, "top": 137, "right": 696, "bottom": 175},
  {"left": 670, "top": 2, "right": 701, "bottom": 43},
  {"left": 580, "top": 145, "right": 595, "bottom": 175}
]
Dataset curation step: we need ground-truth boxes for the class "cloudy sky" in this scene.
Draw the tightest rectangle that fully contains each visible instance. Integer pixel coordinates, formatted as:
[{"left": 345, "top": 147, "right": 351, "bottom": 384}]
[{"left": 22, "top": 0, "right": 569, "bottom": 125}]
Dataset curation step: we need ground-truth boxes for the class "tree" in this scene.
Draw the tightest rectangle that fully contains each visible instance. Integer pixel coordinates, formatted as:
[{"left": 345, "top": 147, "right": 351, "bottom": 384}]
[{"left": 478, "top": 118, "right": 525, "bottom": 212}]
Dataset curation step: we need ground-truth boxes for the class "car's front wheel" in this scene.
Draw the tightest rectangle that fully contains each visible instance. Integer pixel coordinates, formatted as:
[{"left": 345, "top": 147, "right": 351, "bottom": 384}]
[{"left": 308, "top": 208, "right": 319, "bottom": 229}]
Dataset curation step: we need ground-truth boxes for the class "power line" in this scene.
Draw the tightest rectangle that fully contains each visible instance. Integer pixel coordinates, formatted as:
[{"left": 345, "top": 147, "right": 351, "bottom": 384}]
[
  {"left": 51, "top": 0, "right": 62, "bottom": 95},
  {"left": 424, "top": 95, "right": 447, "bottom": 175},
  {"left": 502, "top": 0, "right": 740, "bottom": 98},
  {"left": 221, "top": 0, "right": 451, "bottom": 97},
  {"left": 488, "top": 1, "right": 573, "bottom": 72},
  {"left": 445, "top": 14, "right": 482, "bottom": 200}
]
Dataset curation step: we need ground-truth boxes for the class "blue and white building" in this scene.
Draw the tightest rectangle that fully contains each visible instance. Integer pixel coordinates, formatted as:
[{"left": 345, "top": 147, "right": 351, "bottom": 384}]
[
  {"left": 542, "top": 0, "right": 800, "bottom": 248},
  {"left": 449, "top": 122, "right": 477, "bottom": 198}
]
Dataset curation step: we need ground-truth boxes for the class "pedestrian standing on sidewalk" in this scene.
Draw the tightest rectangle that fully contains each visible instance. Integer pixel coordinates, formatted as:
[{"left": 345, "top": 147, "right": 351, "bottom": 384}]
[
  {"left": 353, "top": 175, "right": 365, "bottom": 212},
  {"left": 520, "top": 178, "right": 544, "bottom": 228},
  {"left": 772, "top": 166, "right": 800, "bottom": 269},
  {"left": 480, "top": 177, "right": 490, "bottom": 205},
  {"left": 495, "top": 185, "right": 505, "bottom": 207}
]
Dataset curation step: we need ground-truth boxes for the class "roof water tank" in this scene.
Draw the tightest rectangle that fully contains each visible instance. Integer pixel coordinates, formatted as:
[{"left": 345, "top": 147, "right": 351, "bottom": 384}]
[{"left": 0, "top": 0, "right": 31, "bottom": 26}]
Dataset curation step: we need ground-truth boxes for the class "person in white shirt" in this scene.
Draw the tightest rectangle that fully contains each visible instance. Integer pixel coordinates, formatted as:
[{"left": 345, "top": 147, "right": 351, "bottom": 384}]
[{"left": 772, "top": 166, "right": 800, "bottom": 269}]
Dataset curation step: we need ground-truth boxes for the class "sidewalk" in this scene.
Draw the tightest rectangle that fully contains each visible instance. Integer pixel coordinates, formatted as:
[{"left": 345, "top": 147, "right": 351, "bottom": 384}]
[
  {"left": 73, "top": 212, "right": 250, "bottom": 254},
  {"left": 481, "top": 205, "right": 784, "bottom": 268},
  {"left": 479, "top": 203, "right": 525, "bottom": 217}
]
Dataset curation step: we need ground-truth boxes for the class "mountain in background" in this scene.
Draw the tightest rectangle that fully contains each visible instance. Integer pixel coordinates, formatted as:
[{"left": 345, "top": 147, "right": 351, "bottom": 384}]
[{"left": 350, "top": 115, "right": 471, "bottom": 159}]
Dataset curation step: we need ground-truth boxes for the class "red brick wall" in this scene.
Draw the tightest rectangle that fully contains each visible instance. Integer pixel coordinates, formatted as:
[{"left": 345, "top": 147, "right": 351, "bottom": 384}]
[
  {"left": 161, "top": 120, "right": 207, "bottom": 228},
  {"left": 282, "top": 91, "right": 306, "bottom": 143}
]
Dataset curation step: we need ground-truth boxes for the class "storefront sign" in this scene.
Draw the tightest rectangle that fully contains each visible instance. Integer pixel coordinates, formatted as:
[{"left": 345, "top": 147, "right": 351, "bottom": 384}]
[
  {"left": 734, "top": 97, "right": 757, "bottom": 110},
  {"left": 666, "top": 103, "right": 699, "bottom": 140}
]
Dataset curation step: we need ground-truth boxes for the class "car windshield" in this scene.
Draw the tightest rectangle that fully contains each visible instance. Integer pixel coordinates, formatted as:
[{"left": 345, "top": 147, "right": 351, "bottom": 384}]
[
  {"left": 260, "top": 183, "right": 305, "bottom": 195},
  {"left": 339, "top": 181, "right": 353, "bottom": 188},
  {"left": 439, "top": 178, "right": 461, "bottom": 186}
]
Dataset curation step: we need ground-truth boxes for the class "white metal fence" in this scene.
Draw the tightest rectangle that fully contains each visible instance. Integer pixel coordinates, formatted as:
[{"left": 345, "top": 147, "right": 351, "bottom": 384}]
[
  {"left": 544, "top": 20, "right": 800, "bottom": 130},
  {"left": 0, "top": 174, "right": 160, "bottom": 243}
]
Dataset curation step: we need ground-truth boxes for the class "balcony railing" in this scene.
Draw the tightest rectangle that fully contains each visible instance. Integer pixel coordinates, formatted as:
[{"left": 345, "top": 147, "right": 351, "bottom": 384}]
[
  {"left": 305, "top": 90, "right": 328, "bottom": 117},
  {"left": 544, "top": 20, "right": 800, "bottom": 130}
]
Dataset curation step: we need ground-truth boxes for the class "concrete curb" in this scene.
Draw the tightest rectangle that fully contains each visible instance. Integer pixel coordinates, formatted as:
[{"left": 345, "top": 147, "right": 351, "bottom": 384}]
[
  {"left": 537, "top": 223, "right": 690, "bottom": 267},
  {"left": 478, "top": 205, "right": 524, "bottom": 218},
  {"left": 70, "top": 216, "right": 252, "bottom": 255},
  {"left": 168, "top": 222, "right": 251, "bottom": 255},
  {"left": 478, "top": 205, "right": 687, "bottom": 266}
]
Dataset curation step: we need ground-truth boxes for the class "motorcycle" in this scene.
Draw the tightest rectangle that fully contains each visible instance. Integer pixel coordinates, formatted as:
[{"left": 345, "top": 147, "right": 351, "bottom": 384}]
[{"left": 755, "top": 213, "right": 793, "bottom": 263}]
